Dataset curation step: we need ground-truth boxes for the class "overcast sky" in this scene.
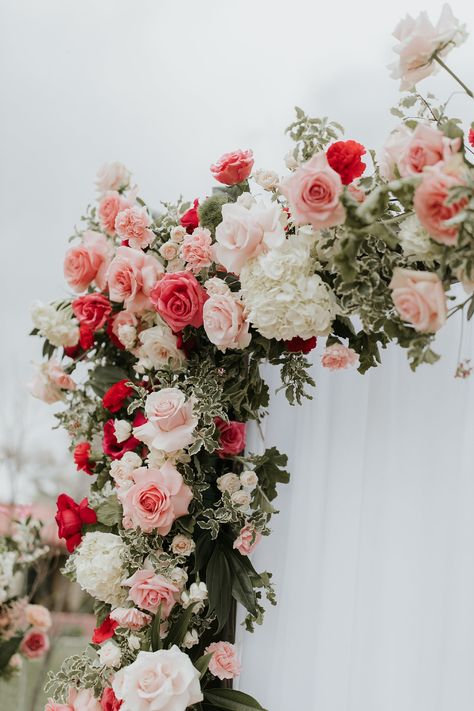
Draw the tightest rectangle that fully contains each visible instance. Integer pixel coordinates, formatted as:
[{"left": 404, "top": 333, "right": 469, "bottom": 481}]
[{"left": 1, "top": 0, "right": 473, "bottom": 485}]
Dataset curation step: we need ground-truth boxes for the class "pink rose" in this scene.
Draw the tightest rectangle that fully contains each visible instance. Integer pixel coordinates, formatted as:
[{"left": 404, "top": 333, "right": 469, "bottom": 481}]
[
  {"left": 96, "top": 162, "right": 131, "bottom": 196},
  {"left": 29, "top": 360, "right": 76, "bottom": 404},
  {"left": 72, "top": 294, "right": 112, "bottom": 331},
  {"left": 211, "top": 149, "right": 254, "bottom": 185},
  {"left": 380, "top": 124, "right": 461, "bottom": 180},
  {"left": 25, "top": 604, "right": 52, "bottom": 632},
  {"left": 150, "top": 271, "right": 208, "bottom": 331},
  {"left": 115, "top": 206, "right": 154, "bottom": 250},
  {"left": 44, "top": 702, "right": 73, "bottom": 711},
  {"left": 122, "top": 570, "right": 179, "bottom": 616},
  {"left": 109, "top": 607, "right": 151, "bottom": 631},
  {"left": 414, "top": 161, "right": 467, "bottom": 245},
  {"left": 107, "top": 246, "right": 163, "bottom": 312},
  {"left": 62, "top": 688, "right": 101, "bottom": 711},
  {"left": 98, "top": 192, "right": 132, "bottom": 235},
  {"left": 279, "top": 152, "right": 345, "bottom": 230},
  {"left": 215, "top": 418, "right": 246, "bottom": 457},
  {"left": 205, "top": 641, "right": 241, "bottom": 680},
  {"left": 20, "top": 629, "right": 50, "bottom": 659},
  {"left": 390, "top": 267, "right": 447, "bottom": 333},
  {"left": 133, "top": 388, "right": 198, "bottom": 452},
  {"left": 214, "top": 202, "right": 285, "bottom": 274},
  {"left": 119, "top": 463, "right": 193, "bottom": 535},
  {"left": 203, "top": 293, "right": 251, "bottom": 351},
  {"left": 180, "top": 228, "right": 214, "bottom": 273},
  {"left": 64, "top": 231, "right": 112, "bottom": 293},
  {"left": 233, "top": 524, "right": 262, "bottom": 556},
  {"left": 321, "top": 344, "right": 359, "bottom": 371}
]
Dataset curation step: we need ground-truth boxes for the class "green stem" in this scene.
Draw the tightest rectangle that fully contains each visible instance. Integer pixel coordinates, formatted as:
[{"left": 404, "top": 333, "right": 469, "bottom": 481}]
[{"left": 433, "top": 54, "right": 473, "bottom": 99}]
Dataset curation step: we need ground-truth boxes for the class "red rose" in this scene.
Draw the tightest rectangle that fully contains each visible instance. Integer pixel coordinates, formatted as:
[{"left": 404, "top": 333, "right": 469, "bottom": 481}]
[
  {"left": 326, "top": 140, "right": 366, "bottom": 185},
  {"left": 180, "top": 199, "right": 200, "bottom": 234},
  {"left": 72, "top": 293, "right": 112, "bottom": 331},
  {"left": 101, "top": 687, "right": 123, "bottom": 711},
  {"left": 210, "top": 149, "right": 254, "bottom": 185},
  {"left": 215, "top": 417, "right": 246, "bottom": 457},
  {"left": 284, "top": 336, "right": 317, "bottom": 354},
  {"left": 73, "top": 441, "right": 94, "bottom": 475},
  {"left": 150, "top": 272, "right": 208, "bottom": 332},
  {"left": 92, "top": 616, "right": 118, "bottom": 644},
  {"left": 55, "top": 494, "right": 97, "bottom": 553},
  {"left": 469, "top": 128, "right": 474, "bottom": 148},
  {"left": 63, "top": 343, "right": 80, "bottom": 359},
  {"left": 103, "top": 379, "right": 133, "bottom": 413},
  {"left": 103, "top": 416, "right": 141, "bottom": 460}
]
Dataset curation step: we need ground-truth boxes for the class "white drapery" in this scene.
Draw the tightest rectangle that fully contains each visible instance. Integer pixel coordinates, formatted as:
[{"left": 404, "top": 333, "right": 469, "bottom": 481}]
[{"left": 237, "top": 314, "right": 474, "bottom": 711}]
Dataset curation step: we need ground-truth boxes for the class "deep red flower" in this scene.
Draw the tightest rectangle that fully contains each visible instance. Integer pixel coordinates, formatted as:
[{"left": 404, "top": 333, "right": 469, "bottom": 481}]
[
  {"left": 103, "top": 379, "right": 134, "bottom": 413},
  {"left": 106, "top": 314, "right": 125, "bottom": 350},
  {"left": 79, "top": 323, "right": 94, "bottom": 350},
  {"left": 92, "top": 616, "right": 118, "bottom": 644},
  {"left": 176, "top": 331, "right": 196, "bottom": 357},
  {"left": 180, "top": 199, "right": 200, "bottom": 234},
  {"left": 326, "top": 140, "right": 366, "bottom": 185},
  {"left": 72, "top": 293, "right": 112, "bottom": 331},
  {"left": 63, "top": 343, "right": 81, "bottom": 359},
  {"left": 469, "top": 128, "right": 474, "bottom": 148},
  {"left": 103, "top": 416, "right": 140, "bottom": 460},
  {"left": 284, "top": 336, "right": 317, "bottom": 354},
  {"left": 73, "top": 441, "right": 94, "bottom": 475},
  {"left": 55, "top": 494, "right": 97, "bottom": 553},
  {"left": 215, "top": 417, "right": 246, "bottom": 457},
  {"left": 101, "top": 687, "right": 123, "bottom": 711}
]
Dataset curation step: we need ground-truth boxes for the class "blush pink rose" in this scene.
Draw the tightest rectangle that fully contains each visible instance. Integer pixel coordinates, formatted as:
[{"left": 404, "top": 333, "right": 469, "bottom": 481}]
[
  {"left": 150, "top": 271, "right": 208, "bottom": 331},
  {"left": 180, "top": 228, "right": 214, "bottom": 273},
  {"left": 134, "top": 389, "right": 198, "bottom": 452},
  {"left": 20, "top": 629, "right": 50, "bottom": 659},
  {"left": 279, "top": 152, "right": 345, "bottom": 230},
  {"left": 414, "top": 162, "right": 467, "bottom": 245},
  {"left": 96, "top": 161, "right": 131, "bottom": 196},
  {"left": 215, "top": 418, "right": 246, "bottom": 457},
  {"left": 109, "top": 607, "right": 151, "bottom": 631},
  {"left": 233, "top": 524, "right": 262, "bottom": 556},
  {"left": 107, "top": 246, "right": 163, "bottom": 312},
  {"left": 64, "top": 231, "right": 112, "bottom": 293},
  {"left": 98, "top": 192, "right": 132, "bottom": 235},
  {"left": 45, "top": 702, "right": 73, "bottom": 711},
  {"left": 211, "top": 149, "right": 254, "bottom": 185},
  {"left": 321, "top": 344, "right": 359, "bottom": 371},
  {"left": 119, "top": 463, "right": 193, "bottom": 534},
  {"left": 54, "top": 688, "right": 101, "bottom": 711},
  {"left": 115, "top": 206, "right": 154, "bottom": 250},
  {"left": 380, "top": 124, "right": 461, "bottom": 180},
  {"left": 390, "top": 267, "right": 447, "bottom": 333},
  {"left": 122, "top": 570, "right": 179, "bottom": 616},
  {"left": 203, "top": 293, "right": 251, "bottom": 351},
  {"left": 29, "top": 360, "right": 76, "bottom": 404},
  {"left": 205, "top": 641, "right": 241, "bottom": 680},
  {"left": 25, "top": 604, "right": 52, "bottom": 632}
]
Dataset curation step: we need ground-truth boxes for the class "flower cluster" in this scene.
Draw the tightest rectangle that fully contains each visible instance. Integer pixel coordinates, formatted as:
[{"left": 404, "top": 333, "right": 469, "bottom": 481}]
[{"left": 30, "top": 5, "right": 474, "bottom": 709}]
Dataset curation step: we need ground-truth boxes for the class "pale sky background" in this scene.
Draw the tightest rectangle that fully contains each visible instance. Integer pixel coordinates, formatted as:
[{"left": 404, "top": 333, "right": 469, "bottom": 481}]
[{"left": 0, "top": 0, "right": 473, "bottom": 487}]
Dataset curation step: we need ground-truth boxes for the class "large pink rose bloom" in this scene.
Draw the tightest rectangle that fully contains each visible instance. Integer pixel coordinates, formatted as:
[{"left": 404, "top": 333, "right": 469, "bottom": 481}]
[
  {"left": 123, "top": 569, "right": 179, "bottom": 616},
  {"left": 390, "top": 268, "right": 447, "bottom": 333},
  {"left": 107, "top": 246, "right": 163, "bottom": 312},
  {"left": 150, "top": 271, "right": 208, "bottom": 332},
  {"left": 414, "top": 161, "right": 467, "bottom": 245},
  {"left": 115, "top": 206, "right": 154, "bottom": 250},
  {"left": 134, "top": 388, "right": 198, "bottom": 453},
  {"left": 98, "top": 192, "right": 132, "bottom": 235},
  {"left": 211, "top": 149, "right": 254, "bottom": 185},
  {"left": 203, "top": 293, "right": 251, "bottom": 352},
  {"left": 279, "top": 152, "right": 345, "bottom": 230},
  {"left": 64, "top": 231, "right": 112, "bottom": 293},
  {"left": 119, "top": 463, "right": 193, "bottom": 535},
  {"left": 214, "top": 202, "right": 285, "bottom": 274}
]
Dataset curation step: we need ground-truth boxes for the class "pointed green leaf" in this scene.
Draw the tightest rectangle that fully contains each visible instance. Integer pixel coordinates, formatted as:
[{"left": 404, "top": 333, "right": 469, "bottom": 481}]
[
  {"left": 203, "top": 688, "right": 267, "bottom": 711},
  {"left": 194, "top": 651, "right": 214, "bottom": 679},
  {"left": 151, "top": 604, "right": 162, "bottom": 651}
]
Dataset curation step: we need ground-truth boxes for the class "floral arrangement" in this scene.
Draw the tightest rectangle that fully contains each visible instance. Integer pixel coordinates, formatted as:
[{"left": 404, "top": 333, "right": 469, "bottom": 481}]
[
  {"left": 29, "top": 4, "right": 474, "bottom": 710},
  {"left": 0, "top": 507, "right": 51, "bottom": 679}
]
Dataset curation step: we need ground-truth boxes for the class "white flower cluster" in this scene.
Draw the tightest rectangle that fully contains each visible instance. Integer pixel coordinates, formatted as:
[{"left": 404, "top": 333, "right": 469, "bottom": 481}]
[
  {"left": 134, "top": 320, "right": 186, "bottom": 373},
  {"left": 398, "top": 215, "right": 439, "bottom": 262},
  {"left": 74, "top": 532, "right": 128, "bottom": 606},
  {"left": 0, "top": 551, "right": 17, "bottom": 604},
  {"left": 30, "top": 301, "right": 79, "bottom": 348},
  {"left": 240, "top": 232, "right": 338, "bottom": 340}
]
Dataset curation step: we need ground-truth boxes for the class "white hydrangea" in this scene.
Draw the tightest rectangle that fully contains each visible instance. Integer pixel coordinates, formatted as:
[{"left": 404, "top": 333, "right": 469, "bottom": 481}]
[
  {"left": 240, "top": 233, "right": 338, "bottom": 340},
  {"left": 398, "top": 215, "right": 438, "bottom": 262},
  {"left": 74, "top": 532, "right": 128, "bottom": 606},
  {"left": 0, "top": 551, "right": 17, "bottom": 603},
  {"left": 253, "top": 169, "right": 279, "bottom": 190},
  {"left": 30, "top": 301, "right": 79, "bottom": 348}
]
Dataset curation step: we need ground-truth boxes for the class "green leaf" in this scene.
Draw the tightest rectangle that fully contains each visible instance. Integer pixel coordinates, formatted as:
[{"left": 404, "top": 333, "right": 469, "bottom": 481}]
[
  {"left": 0, "top": 636, "right": 22, "bottom": 671},
  {"left": 194, "top": 651, "right": 214, "bottom": 679},
  {"left": 95, "top": 496, "right": 122, "bottom": 527},
  {"left": 164, "top": 603, "right": 197, "bottom": 648},
  {"left": 467, "top": 297, "right": 474, "bottom": 321},
  {"left": 206, "top": 546, "right": 232, "bottom": 633},
  {"left": 193, "top": 532, "right": 214, "bottom": 573},
  {"left": 225, "top": 549, "right": 258, "bottom": 616},
  {"left": 151, "top": 604, "right": 162, "bottom": 651},
  {"left": 203, "top": 688, "right": 267, "bottom": 711},
  {"left": 89, "top": 364, "right": 130, "bottom": 398}
]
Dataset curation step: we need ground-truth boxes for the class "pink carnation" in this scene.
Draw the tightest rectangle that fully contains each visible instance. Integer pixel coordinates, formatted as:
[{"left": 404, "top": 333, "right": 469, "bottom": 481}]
[
  {"left": 64, "top": 231, "right": 112, "bottom": 293},
  {"left": 122, "top": 569, "right": 179, "bottom": 616},
  {"left": 390, "top": 267, "right": 447, "bottom": 333},
  {"left": 180, "top": 228, "right": 214, "bottom": 273},
  {"left": 233, "top": 524, "right": 261, "bottom": 556},
  {"left": 211, "top": 149, "right": 254, "bottom": 185},
  {"left": 321, "top": 344, "right": 359, "bottom": 371},
  {"left": 109, "top": 607, "right": 151, "bottom": 631},
  {"left": 115, "top": 206, "right": 154, "bottom": 250},
  {"left": 107, "top": 246, "right": 163, "bottom": 312},
  {"left": 205, "top": 641, "right": 241, "bottom": 680}
]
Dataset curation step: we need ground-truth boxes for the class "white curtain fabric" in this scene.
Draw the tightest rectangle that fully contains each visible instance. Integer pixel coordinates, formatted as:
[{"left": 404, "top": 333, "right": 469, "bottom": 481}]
[{"left": 237, "top": 313, "right": 474, "bottom": 711}]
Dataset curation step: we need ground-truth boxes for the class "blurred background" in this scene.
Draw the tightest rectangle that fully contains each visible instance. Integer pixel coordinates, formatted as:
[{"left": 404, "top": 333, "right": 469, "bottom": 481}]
[{"left": 1, "top": 1, "right": 474, "bottom": 709}]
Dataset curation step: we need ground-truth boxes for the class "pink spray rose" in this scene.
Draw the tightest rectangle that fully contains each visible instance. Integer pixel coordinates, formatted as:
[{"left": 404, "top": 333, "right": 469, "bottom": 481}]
[
  {"left": 133, "top": 388, "right": 198, "bottom": 452},
  {"left": 380, "top": 123, "right": 461, "bottom": 180},
  {"left": 279, "top": 152, "right": 345, "bottom": 230},
  {"left": 321, "top": 344, "right": 359, "bottom": 371},
  {"left": 98, "top": 192, "right": 132, "bottom": 235},
  {"left": 215, "top": 418, "right": 246, "bottom": 457},
  {"left": 180, "top": 227, "right": 214, "bottom": 273},
  {"left": 107, "top": 246, "right": 163, "bottom": 312},
  {"left": 414, "top": 161, "right": 467, "bottom": 245},
  {"left": 122, "top": 570, "right": 179, "bottom": 616},
  {"left": 211, "top": 149, "right": 254, "bottom": 185},
  {"left": 119, "top": 463, "right": 193, "bottom": 535},
  {"left": 205, "top": 641, "right": 241, "bottom": 680},
  {"left": 109, "top": 607, "right": 151, "bottom": 631},
  {"left": 233, "top": 524, "right": 262, "bottom": 556},
  {"left": 390, "top": 267, "right": 447, "bottom": 333},
  {"left": 20, "top": 629, "right": 50, "bottom": 659},
  {"left": 115, "top": 206, "right": 154, "bottom": 250},
  {"left": 150, "top": 271, "right": 208, "bottom": 331},
  {"left": 64, "top": 231, "right": 112, "bottom": 293},
  {"left": 203, "top": 293, "right": 251, "bottom": 351},
  {"left": 29, "top": 360, "right": 76, "bottom": 404}
]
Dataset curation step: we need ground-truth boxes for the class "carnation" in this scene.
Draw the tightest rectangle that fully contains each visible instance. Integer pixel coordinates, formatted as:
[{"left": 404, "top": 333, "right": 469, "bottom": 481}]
[
  {"left": 30, "top": 302, "right": 79, "bottom": 348},
  {"left": 98, "top": 640, "right": 122, "bottom": 668},
  {"left": 73, "top": 532, "right": 128, "bottom": 606}
]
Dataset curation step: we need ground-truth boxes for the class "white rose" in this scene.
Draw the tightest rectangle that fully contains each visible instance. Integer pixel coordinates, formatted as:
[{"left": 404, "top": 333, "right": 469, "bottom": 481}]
[
  {"left": 110, "top": 452, "right": 142, "bottom": 488},
  {"left": 160, "top": 241, "right": 180, "bottom": 261},
  {"left": 169, "top": 566, "right": 188, "bottom": 589},
  {"left": 170, "top": 225, "right": 187, "bottom": 243},
  {"left": 171, "top": 534, "right": 196, "bottom": 557},
  {"left": 236, "top": 192, "right": 257, "bottom": 209},
  {"left": 146, "top": 448, "right": 168, "bottom": 468},
  {"left": 74, "top": 532, "right": 128, "bottom": 606},
  {"left": 114, "top": 419, "right": 132, "bottom": 444},
  {"left": 135, "top": 324, "right": 185, "bottom": 372},
  {"left": 166, "top": 257, "right": 186, "bottom": 273},
  {"left": 254, "top": 169, "right": 279, "bottom": 190},
  {"left": 284, "top": 150, "right": 299, "bottom": 170},
  {"left": 182, "top": 629, "right": 199, "bottom": 649},
  {"left": 96, "top": 161, "right": 131, "bottom": 195},
  {"left": 204, "top": 277, "right": 231, "bottom": 296},
  {"left": 231, "top": 490, "right": 251, "bottom": 509},
  {"left": 117, "top": 324, "right": 137, "bottom": 350},
  {"left": 99, "top": 641, "right": 122, "bottom": 668},
  {"left": 216, "top": 472, "right": 241, "bottom": 494},
  {"left": 240, "top": 470, "right": 258, "bottom": 490},
  {"left": 128, "top": 634, "right": 141, "bottom": 651}
]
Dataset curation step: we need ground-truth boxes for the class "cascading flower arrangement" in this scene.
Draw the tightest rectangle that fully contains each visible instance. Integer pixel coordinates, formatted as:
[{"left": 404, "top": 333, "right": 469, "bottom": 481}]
[{"left": 29, "top": 4, "right": 474, "bottom": 709}]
